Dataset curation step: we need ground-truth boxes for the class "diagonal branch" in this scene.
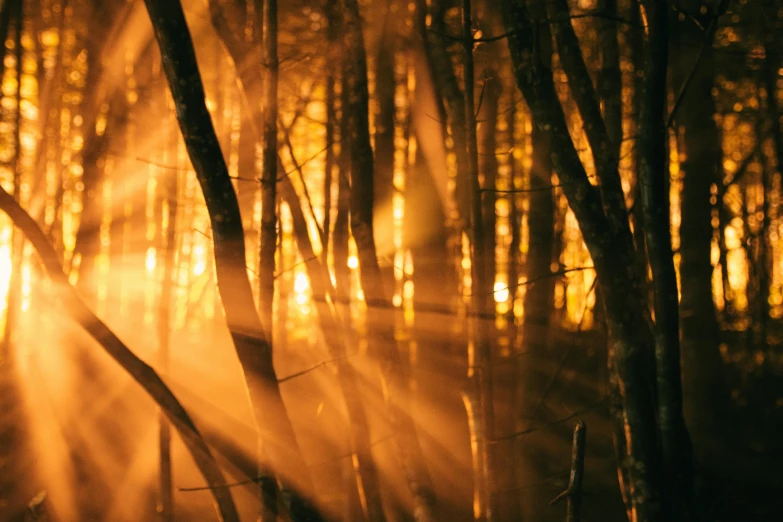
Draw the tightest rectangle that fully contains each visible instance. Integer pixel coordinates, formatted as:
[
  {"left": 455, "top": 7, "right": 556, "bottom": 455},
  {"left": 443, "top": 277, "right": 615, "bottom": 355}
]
[
  {"left": 546, "top": 0, "right": 634, "bottom": 253},
  {"left": 142, "top": 2, "right": 322, "bottom": 520},
  {"left": 667, "top": 0, "right": 730, "bottom": 128},
  {"left": 0, "top": 186, "right": 239, "bottom": 522}
]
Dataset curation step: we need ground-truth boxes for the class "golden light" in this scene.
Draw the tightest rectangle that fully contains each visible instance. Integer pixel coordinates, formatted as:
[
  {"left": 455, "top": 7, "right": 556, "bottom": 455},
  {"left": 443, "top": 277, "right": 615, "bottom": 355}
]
[
  {"left": 493, "top": 281, "right": 509, "bottom": 303},
  {"left": 145, "top": 247, "right": 157, "bottom": 273},
  {"left": 294, "top": 271, "right": 309, "bottom": 294},
  {"left": 192, "top": 244, "right": 206, "bottom": 276}
]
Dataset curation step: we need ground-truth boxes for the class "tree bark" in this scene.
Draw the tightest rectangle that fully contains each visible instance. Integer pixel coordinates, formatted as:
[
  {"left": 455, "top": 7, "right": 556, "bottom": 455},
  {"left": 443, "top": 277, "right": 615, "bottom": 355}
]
[
  {"left": 322, "top": 3, "right": 338, "bottom": 267},
  {"left": 279, "top": 173, "right": 387, "bottom": 522},
  {"left": 157, "top": 105, "right": 179, "bottom": 522},
  {"left": 598, "top": 0, "right": 622, "bottom": 154},
  {"left": 519, "top": 84, "right": 557, "bottom": 522},
  {"left": 340, "top": 0, "right": 438, "bottom": 519},
  {"left": 637, "top": 1, "right": 692, "bottom": 517},
  {"left": 521, "top": 7, "right": 555, "bottom": 361},
  {"left": 257, "top": 2, "right": 281, "bottom": 513},
  {"left": 479, "top": 75, "right": 501, "bottom": 305},
  {"left": 460, "top": 2, "right": 496, "bottom": 520},
  {"left": 258, "top": 0, "right": 278, "bottom": 341},
  {"left": 143, "top": 3, "right": 321, "bottom": 519},
  {"left": 375, "top": 3, "right": 397, "bottom": 288},
  {"left": 546, "top": 0, "right": 633, "bottom": 253},
  {"left": 501, "top": 2, "right": 662, "bottom": 520},
  {"left": 672, "top": 2, "right": 730, "bottom": 442},
  {"left": 427, "top": 0, "right": 471, "bottom": 228},
  {"left": 761, "top": 25, "right": 782, "bottom": 343},
  {"left": 331, "top": 0, "right": 352, "bottom": 301}
]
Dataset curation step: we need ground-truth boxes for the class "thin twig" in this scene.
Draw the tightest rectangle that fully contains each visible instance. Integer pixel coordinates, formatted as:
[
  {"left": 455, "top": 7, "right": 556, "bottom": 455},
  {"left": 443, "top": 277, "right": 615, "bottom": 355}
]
[
  {"left": 667, "top": 0, "right": 730, "bottom": 128},
  {"left": 277, "top": 353, "right": 354, "bottom": 383},
  {"left": 427, "top": 10, "right": 640, "bottom": 43},
  {"left": 551, "top": 422, "right": 587, "bottom": 522},
  {"left": 490, "top": 400, "right": 603, "bottom": 443}
]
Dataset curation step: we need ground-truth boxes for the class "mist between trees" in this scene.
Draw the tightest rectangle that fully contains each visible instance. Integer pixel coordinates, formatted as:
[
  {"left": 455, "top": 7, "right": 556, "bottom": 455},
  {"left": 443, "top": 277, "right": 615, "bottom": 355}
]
[{"left": 0, "top": 0, "right": 780, "bottom": 521}]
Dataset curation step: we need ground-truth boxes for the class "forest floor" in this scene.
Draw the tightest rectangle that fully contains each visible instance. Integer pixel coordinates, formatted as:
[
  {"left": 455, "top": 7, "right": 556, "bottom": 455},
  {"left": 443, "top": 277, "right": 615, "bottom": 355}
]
[{"left": 0, "top": 318, "right": 780, "bottom": 521}]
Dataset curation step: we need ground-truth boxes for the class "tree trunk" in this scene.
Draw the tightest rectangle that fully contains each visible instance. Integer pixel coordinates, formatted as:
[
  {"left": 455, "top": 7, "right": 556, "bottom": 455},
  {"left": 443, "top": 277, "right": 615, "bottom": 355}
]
[
  {"left": 637, "top": 2, "right": 692, "bottom": 517},
  {"left": 427, "top": 0, "right": 471, "bottom": 228},
  {"left": 546, "top": 0, "right": 633, "bottom": 253},
  {"left": 258, "top": 0, "right": 278, "bottom": 341},
  {"left": 340, "top": 1, "right": 438, "bottom": 519},
  {"left": 501, "top": 2, "right": 663, "bottom": 520},
  {"left": 375, "top": 4, "right": 397, "bottom": 289},
  {"left": 322, "top": 5, "right": 338, "bottom": 267},
  {"left": 761, "top": 28, "right": 782, "bottom": 344},
  {"left": 257, "top": 1, "right": 281, "bottom": 513},
  {"left": 479, "top": 75, "right": 501, "bottom": 305},
  {"left": 598, "top": 0, "right": 622, "bottom": 153},
  {"left": 519, "top": 97, "right": 557, "bottom": 522},
  {"left": 279, "top": 173, "right": 387, "bottom": 522},
  {"left": 462, "top": 1, "right": 496, "bottom": 519},
  {"left": 143, "top": 3, "right": 321, "bottom": 519},
  {"left": 157, "top": 105, "right": 179, "bottom": 522},
  {"left": 672, "top": 4, "right": 730, "bottom": 442}
]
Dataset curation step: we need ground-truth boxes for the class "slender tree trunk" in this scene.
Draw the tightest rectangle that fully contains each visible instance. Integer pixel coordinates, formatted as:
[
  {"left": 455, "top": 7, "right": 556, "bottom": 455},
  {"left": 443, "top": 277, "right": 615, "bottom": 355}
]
[
  {"left": 279, "top": 173, "right": 387, "bottom": 522},
  {"left": 501, "top": 3, "right": 663, "bottom": 520},
  {"left": 461, "top": 1, "right": 495, "bottom": 519},
  {"left": 546, "top": 0, "right": 632, "bottom": 252},
  {"left": 629, "top": 0, "right": 648, "bottom": 293},
  {"left": 479, "top": 75, "right": 500, "bottom": 303},
  {"left": 333, "top": 111, "right": 352, "bottom": 301},
  {"left": 637, "top": 2, "right": 692, "bottom": 517},
  {"left": 157, "top": 107, "right": 179, "bottom": 522},
  {"left": 598, "top": 0, "right": 622, "bottom": 153},
  {"left": 514, "top": 12, "right": 556, "bottom": 514},
  {"left": 521, "top": 14, "right": 555, "bottom": 361},
  {"left": 238, "top": 103, "right": 258, "bottom": 232},
  {"left": 761, "top": 30, "right": 782, "bottom": 344},
  {"left": 427, "top": 0, "right": 471, "bottom": 228},
  {"left": 258, "top": 1, "right": 280, "bottom": 515},
  {"left": 340, "top": 1, "right": 438, "bottom": 519},
  {"left": 519, "top": 96, "right": 557, "bottom": 522},
  {"left": 617, "top": 8, "right": 646, "bottom": 512},
  {"left": 506, "top": 101, "right": 520, "bottom": 333},
  {"left": 332, "top": 1, "right": 351, "bottom": 301},
  {"left": 375, "top": 2, "right": 396, "bottom": 288},
  {"left": 672, "top": 4, "right": 730, "bottom": 442},
  {"left": 0, "top": 0, "right": 13, "bottom": 85},
  {"left": 322, "top": 16, "right": 337, "bottom": 267},
  {"left": 143, "top": 3, "right": 322, "bottom": 520},
  {"left": 258, "top": 0, "right": 278, "bottom": 339}
]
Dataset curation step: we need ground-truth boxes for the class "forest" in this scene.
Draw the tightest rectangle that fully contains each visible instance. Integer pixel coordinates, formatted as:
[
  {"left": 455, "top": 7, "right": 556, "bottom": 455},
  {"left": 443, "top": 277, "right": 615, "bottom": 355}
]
[{"left": 0, "top": 0, "right": 780, "bottom": 520}]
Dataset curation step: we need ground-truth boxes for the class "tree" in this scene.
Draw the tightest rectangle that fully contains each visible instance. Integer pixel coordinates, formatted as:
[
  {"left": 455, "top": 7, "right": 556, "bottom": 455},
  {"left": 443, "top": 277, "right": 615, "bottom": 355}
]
[
  {"left": 0, "top": 185, "right": 240, "bottom": 522},
  {"left": 341, "top": 0, "right": 438, "bottom": 518},
  {"left": 142, "top": 2, "right": 321, "bottom": 519},
  {"left": 500, "top": 1, "right": 692, "bottom": 519},
  {"left": 671, "top": 0, "right": 732, "bottom": 444}
]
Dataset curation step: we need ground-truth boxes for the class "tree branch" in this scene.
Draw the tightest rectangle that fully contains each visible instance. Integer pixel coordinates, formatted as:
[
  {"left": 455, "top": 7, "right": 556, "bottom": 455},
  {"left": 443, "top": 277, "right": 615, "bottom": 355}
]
[
  {"left": 0, "top": 187, "right": 239, "bottom": 522},
  {"left": 666, "top": 0, "right": 730, "bottom": 128}
]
